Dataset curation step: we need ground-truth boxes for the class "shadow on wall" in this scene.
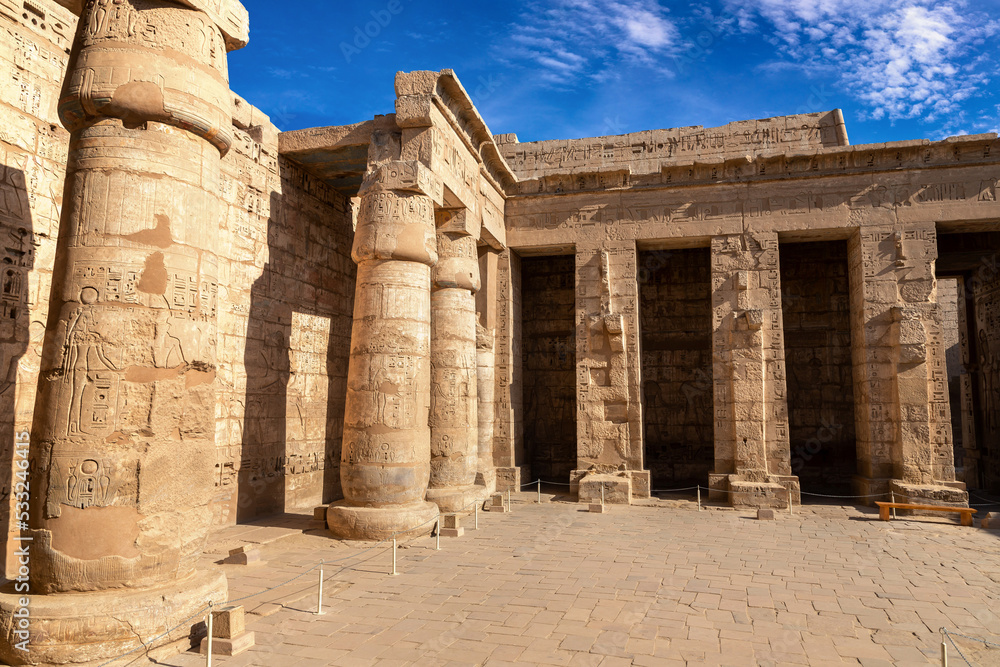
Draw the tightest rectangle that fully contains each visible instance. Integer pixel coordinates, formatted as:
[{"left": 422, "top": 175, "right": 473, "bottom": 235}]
[
  {"left": 237, "top": 187, "right": 354, "bottom": 523},
  {"left": 0, "top": 163, "right": 34, "bottom": 573}
]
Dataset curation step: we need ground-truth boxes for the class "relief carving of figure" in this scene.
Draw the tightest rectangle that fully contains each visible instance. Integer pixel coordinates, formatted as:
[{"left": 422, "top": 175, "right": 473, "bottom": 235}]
[{"left": 62, "top": 298, "right": 122, "bottom": 438}]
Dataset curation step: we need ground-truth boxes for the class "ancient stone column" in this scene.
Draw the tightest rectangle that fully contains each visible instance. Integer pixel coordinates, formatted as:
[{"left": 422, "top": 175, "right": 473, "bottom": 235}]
[
  {"left": 476, "top": 322, "right": 497, "bottom": 494},
  {"left": 426, "top": 210, "right": 482, "bottom": 512},
  {"left": 0, "top": 0, "right": 246, "bottom": 663},
  {"left": 327, "top": 162, "right": 440, "bottom": 540}
]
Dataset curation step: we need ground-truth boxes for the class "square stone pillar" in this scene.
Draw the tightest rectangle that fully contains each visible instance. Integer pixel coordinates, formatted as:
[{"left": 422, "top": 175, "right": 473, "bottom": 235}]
[
  {"left": 708, "top": 232, "right": 798, "bottom": 508},
  {"left": 493, "top": 249, "right": 525, "bottom": 492},
  {"left": 475, "top": 247, "right": 501, "bottom": 494},
  {"left": 571, "top": 242, "right": 649, "bottom": 500},
  {"left": 848, "top": 224, "right": 967, "bottom": 506},
  {"left": 956, "top": 279, "right": 980, "bottom": 485}
]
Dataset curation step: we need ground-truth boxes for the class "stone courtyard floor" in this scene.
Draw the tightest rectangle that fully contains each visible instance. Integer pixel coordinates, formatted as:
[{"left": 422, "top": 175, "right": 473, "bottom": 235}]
[{"left": 140, "top": 492, "right": 1000, "bottom": 667}]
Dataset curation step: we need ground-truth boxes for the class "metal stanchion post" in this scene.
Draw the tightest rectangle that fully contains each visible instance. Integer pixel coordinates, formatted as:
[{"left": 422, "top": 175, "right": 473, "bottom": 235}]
[
  {"left": 697, "top": 485, "right": 702, "bottom": 512},
  {"left": 891, "top": 490, "right": 897, "bottom": 519},
  {"left": 317, "top": 561, "right": 326, "bottom": 616},
  {"left": 436, "top": 513, "right": 441, "bottom": 551},
  {"left": 941, "top": 629, "right": 949, "bottom": 667},
  {"left": 475, "top": 502, "right": 479, "bottom": 529},
  {"left": 206, "top": 602, "right": 214, "bottom": 667},
  {"left": 391, "top": 537, "right": 399, "bottom": 576},
  {"left": 789, "top": 492, "right": 794, "bottom": 516},
  {"left": 507, "top": 489, "right": 511, "bottom": 512},
  {"left": 601, "top": 484, "right": 605, "bottom": 508},
  {"left": 537, "top": 480, "right": 541, "bottom": 504}
]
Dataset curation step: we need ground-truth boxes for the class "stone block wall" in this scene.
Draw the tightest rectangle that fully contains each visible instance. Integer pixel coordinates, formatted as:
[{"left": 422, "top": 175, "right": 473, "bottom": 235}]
[{"left": 215, "top": 125, "right": 354, "bottom": 524}]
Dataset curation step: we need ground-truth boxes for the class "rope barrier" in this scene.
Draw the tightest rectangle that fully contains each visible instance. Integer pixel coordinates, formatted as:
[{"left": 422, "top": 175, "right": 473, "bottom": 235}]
[
  {"left": 652, "top": 486, "right": 701, "bottom": 494},
  {"left": 798, "top": 491, "right": 891, "bottom": 499},
  {"left": 941, "top": 627, "right": 1000, "bottom": 666},
  {"left": 943, "top": 628, "right": 1000, "bottom": 650},
  {"left": 97, "top": 492, "right": 490, "bottom": 665}
]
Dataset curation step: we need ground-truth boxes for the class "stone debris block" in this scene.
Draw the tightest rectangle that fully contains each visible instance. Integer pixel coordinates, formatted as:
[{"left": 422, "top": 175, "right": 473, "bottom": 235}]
[
  {"left": 200, "top": 632, "right": 255, "bottom": 657},
  {"left": 210, "top": 605, "right": 246, "bottom": 639},
  {"left": 758, "top": 509, "right": 776, "bottom": 521},
  {"left": 223, "top": 546, "right": 262, "bottom": 566},
  {"left": 313, "top": 506, "right": 327, "bottom": 522},
  {"left": 579, "top": 474, "right": 631, "bottom": 505},
  {"left": 982, "top": 512, "right": 998, "bottom": 529},
  {"left": 490, "top": 493, "right": 509, "bottom": 513},
  {"left": 589, "top": 504, "right": 607, "bottom": 514},
  {"left": 440, "top": 513, "right": 464, "bottom": 538}
]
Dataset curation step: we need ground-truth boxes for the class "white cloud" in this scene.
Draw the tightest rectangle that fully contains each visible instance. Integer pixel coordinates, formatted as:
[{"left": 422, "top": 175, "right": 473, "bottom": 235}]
[
  {"left": 504, "top": 0, "right": 681, "bottom": 84},
  {"left": 724, "top": 0, "right": 1000, "bottom": 123}
]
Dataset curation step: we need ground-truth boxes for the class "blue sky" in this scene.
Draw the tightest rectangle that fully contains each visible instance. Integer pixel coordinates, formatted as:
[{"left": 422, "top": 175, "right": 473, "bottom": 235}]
[{"left": 231, "top": 0, "right": 1000, "bottom": 146}]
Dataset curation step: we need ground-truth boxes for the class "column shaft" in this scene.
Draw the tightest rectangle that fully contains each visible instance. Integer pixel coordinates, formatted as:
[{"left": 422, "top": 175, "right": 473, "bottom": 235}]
[
  {"left": 427, "top": 219, "right": 481, "bottom": 512},
  {"left": 328, "top": 168, "right": 440, "bottom": 540},
  {"left": 0, "top": 0, "right": 243, "bottom": 662}
]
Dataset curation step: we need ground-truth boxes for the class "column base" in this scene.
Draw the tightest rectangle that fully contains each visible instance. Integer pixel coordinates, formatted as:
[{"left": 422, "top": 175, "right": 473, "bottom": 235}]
[
  {"left": 0, "top": 570, "right": 226, "bottom": 666},
  {"left": 425, "top": 485, "right": 482, "bottom": 514},
  {"left": 578, "top": 473, "right": 632, "bottom": 505},
  {"left": 327, "top": 501, "right": 439, "bottom": 541},
  {"left": 709, "top": 473, "right": 800, "bottom": 508}
]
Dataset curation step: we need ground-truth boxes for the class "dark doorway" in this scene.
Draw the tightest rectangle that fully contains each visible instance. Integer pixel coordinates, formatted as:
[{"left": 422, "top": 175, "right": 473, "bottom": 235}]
[
  {"left": 780, "top": 240, "right": 858, "bottom": 494},
  {"left": 938, "top": 231, "right": 1000, "bottom": 494},
  {"left": 638, "top": 248, "right": 714, "bottom": 490},
  {"left": 521, "top": 255, "right": 577, "bottom": 483}
]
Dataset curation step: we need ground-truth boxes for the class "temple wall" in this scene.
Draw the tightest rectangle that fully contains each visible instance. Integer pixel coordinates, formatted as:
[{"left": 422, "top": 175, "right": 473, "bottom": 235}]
[
  {"left": 0, "top": 0, "right": 75, "bottom": 577},
  {"left": 0, "top": 1, "right": 355, "bottom": 572},
  {"left": 216, "top": 118, "right": 354, "bottom": 525}
]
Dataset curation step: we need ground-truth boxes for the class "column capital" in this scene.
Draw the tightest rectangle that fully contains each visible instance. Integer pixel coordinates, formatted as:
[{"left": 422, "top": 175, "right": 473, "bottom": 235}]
[
  {"left": 59, "top": 0, "right": 235, "bottom": 155},
  {"left": 361, "top": 160, "right": 444, "bottom": 204},
  {"left": 54, "top": 0, "right": 250, "bottom": 50}
]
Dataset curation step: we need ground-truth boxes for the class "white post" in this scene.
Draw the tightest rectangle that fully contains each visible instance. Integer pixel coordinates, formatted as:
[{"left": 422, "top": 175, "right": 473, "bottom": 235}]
[
  {"left": 601, "top": 484, "right": 605, "bottom": 507},
  {"left": 391, "top": 537, "right": 399, "bottom": 576},
  {"left": 537, "top": 480, "right": 541, "bottom": 504},
  {"left": 316, "top": 562, "right": 325, "bottom": 616},
  {"left": 891, "top": 490, "right": 897, "bottom": 519},
  {"left": 205, "top": 603, "right": 214, "bottom": 667},
  {"left": 436, "top": 513, "right": 441, "bottom": 551},
  {"left": 789, "top": 491, "right": 794, "bottom": 516},
  {"left": 507, "top": 489, "right": 511, "bottom": 512},
  {"left": 475, "top": 502, "right": 479, "bottom": 529},
  {"left": 697, "top": 485, "right": 702, "bottom": 512}
]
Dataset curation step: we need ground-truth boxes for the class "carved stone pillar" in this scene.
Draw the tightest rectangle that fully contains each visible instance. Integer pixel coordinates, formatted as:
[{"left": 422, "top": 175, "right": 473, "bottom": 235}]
[
  {"left": 476, "top": 323, "right": 497, "bottom": 494},
  {"left": 493, "top": 249, "right": 524, "bottom": 492},
  {"left": 327, "top": 162, "right": 440, "bottom": 540},
  {"left": 708, "top": 232, "right": 798, "bottom": 508},
  {"left": 426, "top": 209, "right": 482, "bottom": 512},
  {"left": 849, "top": 225, "right": 967, "bottom": 505},
  {"left": 0, "top": 0, "right": 246, "bottom": 663}
]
